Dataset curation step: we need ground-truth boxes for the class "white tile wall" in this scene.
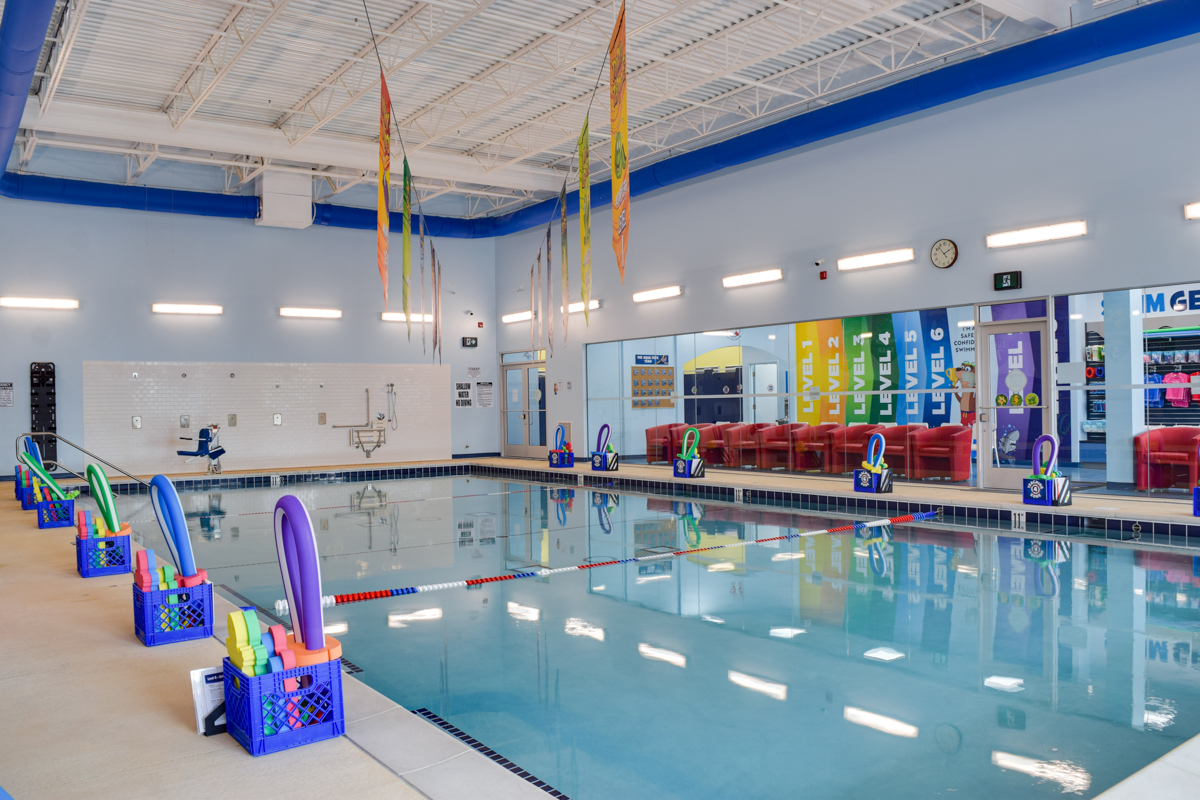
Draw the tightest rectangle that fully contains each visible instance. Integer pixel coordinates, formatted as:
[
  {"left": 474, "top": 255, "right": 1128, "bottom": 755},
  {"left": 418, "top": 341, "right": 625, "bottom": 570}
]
[{"left": 83, "top": 361, "right": 452, "bottom": 474}]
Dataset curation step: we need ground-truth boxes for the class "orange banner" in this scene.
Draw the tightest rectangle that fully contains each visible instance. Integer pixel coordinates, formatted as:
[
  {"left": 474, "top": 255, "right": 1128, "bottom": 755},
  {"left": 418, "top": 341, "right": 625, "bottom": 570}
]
[
  {"left": 608, "top": 2, "right": 629, "bottom": 282},
  {"left": 377, "top": 73, "right": 392, "bottom": 310}
]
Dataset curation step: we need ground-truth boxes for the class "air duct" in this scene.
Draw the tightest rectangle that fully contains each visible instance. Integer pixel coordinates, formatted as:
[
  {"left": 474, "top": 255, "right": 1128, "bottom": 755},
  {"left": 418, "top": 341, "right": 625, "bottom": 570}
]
[{"left": 0, "top": 0, "right": 56, "bottom": 167}]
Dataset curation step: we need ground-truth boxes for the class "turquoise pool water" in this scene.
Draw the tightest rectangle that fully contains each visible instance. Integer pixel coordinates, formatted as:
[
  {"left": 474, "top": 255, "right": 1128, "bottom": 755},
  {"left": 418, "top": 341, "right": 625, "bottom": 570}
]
[{"left": 110, "top": 477, "right": 1200, "bottom": 799}]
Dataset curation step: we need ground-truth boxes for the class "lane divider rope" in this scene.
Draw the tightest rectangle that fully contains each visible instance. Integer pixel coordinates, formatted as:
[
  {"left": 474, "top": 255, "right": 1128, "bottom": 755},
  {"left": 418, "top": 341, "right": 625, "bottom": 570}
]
[{"left": 275, "top": 510, "right": 939, "bottom": 613}]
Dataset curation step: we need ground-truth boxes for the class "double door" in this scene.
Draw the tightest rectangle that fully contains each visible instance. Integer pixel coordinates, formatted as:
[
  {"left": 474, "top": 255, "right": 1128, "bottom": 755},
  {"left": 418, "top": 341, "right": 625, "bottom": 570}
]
[{"left": 502, "top": 361, "right": 547, "bottom": 458}]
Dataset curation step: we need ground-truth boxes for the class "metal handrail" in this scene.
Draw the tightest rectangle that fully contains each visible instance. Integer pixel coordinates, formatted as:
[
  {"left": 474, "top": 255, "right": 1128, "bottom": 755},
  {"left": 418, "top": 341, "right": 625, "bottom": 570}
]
[{"left": 15, "top": 432, "right": 151, "bottom": 488}]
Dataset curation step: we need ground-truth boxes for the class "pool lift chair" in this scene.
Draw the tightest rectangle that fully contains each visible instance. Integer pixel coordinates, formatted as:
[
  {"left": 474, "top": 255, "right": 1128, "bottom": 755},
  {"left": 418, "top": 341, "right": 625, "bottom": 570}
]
[{"left": 178, "top": 425, "right": 226, "bottom": 474}]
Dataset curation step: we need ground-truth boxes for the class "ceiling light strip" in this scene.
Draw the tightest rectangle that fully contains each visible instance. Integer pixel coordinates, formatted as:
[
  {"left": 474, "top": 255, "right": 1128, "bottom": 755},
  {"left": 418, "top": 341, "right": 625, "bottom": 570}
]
[
  {"left": 723, "top": 268, "right": 782, "bottom": 288},
  {"left": 280, "top": 307, "right": 341, "bottom": 319},
  {"left": 986, "top": 221, "right": 1087, "bottom": 248},
  {"left": 152, "top": 303, "right": 223, "bottom": 315},
  {"left": 0, "top": 297, "right": 79, "bottom": 309},
  {"left": 632, "top": 285, "right": 681, "bottom": 303},
  {"left": 837, "top": 248, "right": 914, "bottom": 271}
]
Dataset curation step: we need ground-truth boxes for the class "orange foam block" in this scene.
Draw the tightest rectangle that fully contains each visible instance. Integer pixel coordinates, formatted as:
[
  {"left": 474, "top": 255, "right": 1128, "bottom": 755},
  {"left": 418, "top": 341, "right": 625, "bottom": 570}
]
[{"left": 284, "top": 633, "right": 342, "bottom": 667}]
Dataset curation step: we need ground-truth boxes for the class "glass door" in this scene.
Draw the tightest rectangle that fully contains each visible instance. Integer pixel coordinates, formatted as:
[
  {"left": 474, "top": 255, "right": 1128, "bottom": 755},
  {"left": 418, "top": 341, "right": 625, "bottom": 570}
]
[
  {"left": 977, "top": 316, "right": 1053, "bottom": 490},
  {"left": 501, "top": 356, "right": 547, "bottom": 458}
]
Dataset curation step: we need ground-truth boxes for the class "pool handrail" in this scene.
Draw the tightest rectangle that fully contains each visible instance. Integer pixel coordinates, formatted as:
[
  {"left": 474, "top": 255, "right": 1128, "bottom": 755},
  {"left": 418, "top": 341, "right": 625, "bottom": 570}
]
[{"left": 13, "top": 432, "right": 151, "bottom": 489}]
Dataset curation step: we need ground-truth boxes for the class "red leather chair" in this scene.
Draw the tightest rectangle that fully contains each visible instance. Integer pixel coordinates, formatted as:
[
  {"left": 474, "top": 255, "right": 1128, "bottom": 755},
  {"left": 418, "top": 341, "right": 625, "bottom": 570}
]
[
  {"left": 669, "top": 423, "right": 714, "bottom": 464},
  {"left": 724, "top": 422, "right": 772, "bottom": 468},
  {"left": 644, "top": 423, "right": 686, "bottom": 464},
  {"left": 791, "top": 424, "right": 842, "bottom": 472},
  {"left": 879, "top": 424, "right": 927, "bottom": 476},
  {"left": 828, "top": 425, "right": 884, "bottom": 474},
  {"left": 699, "top": 422, "right": 735, "bottom": 466},
  {"left": 756, "top": 423, "right": 809, "bottom": 470},
  {"left": 1135, "top": 427, "right": 1200, "bottom": 491},
  {"left": 911, "top": 425, "right": 973, "bottom": 482}
]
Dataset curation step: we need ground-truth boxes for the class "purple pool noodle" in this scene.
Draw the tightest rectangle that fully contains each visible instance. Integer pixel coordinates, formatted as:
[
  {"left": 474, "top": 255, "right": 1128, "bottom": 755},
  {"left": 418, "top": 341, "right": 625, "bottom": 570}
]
[
  {"left": 1032, "top": 434, "right": 1058, "bottom": 476},
  {"left": 273, "top": 495, "right": 325, "bottom": 650}
]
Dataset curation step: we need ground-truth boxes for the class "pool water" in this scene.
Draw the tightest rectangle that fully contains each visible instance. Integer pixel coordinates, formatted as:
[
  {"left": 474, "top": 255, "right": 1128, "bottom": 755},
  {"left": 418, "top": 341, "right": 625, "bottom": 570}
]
[{"left": 110, "top": 477, "right": 1200, "bottom": 799}]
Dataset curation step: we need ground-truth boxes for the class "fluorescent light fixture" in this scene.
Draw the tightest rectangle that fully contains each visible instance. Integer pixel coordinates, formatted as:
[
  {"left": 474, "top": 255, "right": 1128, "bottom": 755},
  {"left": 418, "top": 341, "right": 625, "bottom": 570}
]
[
  {"left": 502, "top": 310, "right": 533, "bottom": 323},
  {"left": 957, "top": 320, "right": 975, "bottom": 327},
  {"left": 772, "top": 552, "right": 804, "bottom": 561},
  {"left": 152, "top": 303, "right": 222, "bottom": 315},
  {"left": 769, "top": 627, "right": 806, "bottom": 638},
  {"left": 639, "top": 643, "right": 686, "bottom": 667},
  {"left": 723, "top": 268, "right": 782, "bottom": 288},
  {"left": 564, "top": 618, "right": 605, "bottom": 641},
  {"left": 388, "top": 608, "right": 442, "bottom": 628},
  {"left": 1069, "top": 313, "right": 1083, "bottom": 320},
  {"left": 863, "top": 647, "right": 906, "bottom": 662},
  {"left": 593, "top": 585, "right": 606, "bottom": 591},
  {"left": 768, "top": 334, "right": 776, "bottom": 340},
  {"left": 701, "top": 615, "right": 725, "bottom": 625},
  {"left": 991, "top": 752, "right": 1091, "bottom": 793},
  {"left": 382, "top": 311, "right": 434, "bottom": 322},
  {"left": 984, "top": 676, "right": 1025, "bottom": 693},
  {"left": 728, "top": 670, "right": 787, "bottom": 701},
  {"left": 280, "top": 307, "right": 341, "bottom": 319},
  {"left": 632, "top": 285, "right": 681, "bottom": 303},
  {"left": 636, "top": 574, "right": 671, "bottom": 584},
  {"left": 844, "top": 707, "right": 918, "bottom": 738},
  {"left": 837, "top": 248, "right": 914, "bottom": 272},
  {"left": 507, "top": 601, "right": 540, "bottom": 621},
  {"left": 703, "top": 331, "right": 737, "bottom": 337},
  {"left": 707, "top": 562, "right": 736, "bottom": 572},
  {"left": 323, "top": 622, "right": 349, "bottom": 635},
  {"left": 1185, "top": 202, "right": 1200, "bottom": 220},
  {"left": 564, "top": 299, "right": 600, "bottom": 314},
  {"left": 986, "top": 220, "right": 1087, "bottom": 248},
  {"left": 0, "top": 297, "right": 79, "bottom": 310}
]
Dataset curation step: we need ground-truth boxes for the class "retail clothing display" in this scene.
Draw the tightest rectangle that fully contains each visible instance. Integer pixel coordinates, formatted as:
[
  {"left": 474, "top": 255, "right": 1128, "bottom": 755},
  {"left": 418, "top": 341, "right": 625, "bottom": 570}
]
[
  {"left": 1163, "top": 372, "right": 1191, "bottom": 407},
  {"left": 1145, "top": 373, "right": 1164, "bottom": 408}
]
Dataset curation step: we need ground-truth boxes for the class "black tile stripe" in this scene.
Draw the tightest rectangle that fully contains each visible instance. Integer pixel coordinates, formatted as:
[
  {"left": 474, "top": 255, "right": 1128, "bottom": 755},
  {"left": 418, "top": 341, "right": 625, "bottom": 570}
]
[{"left": 412, "top": 709, "right": 570, "bottom": 799}]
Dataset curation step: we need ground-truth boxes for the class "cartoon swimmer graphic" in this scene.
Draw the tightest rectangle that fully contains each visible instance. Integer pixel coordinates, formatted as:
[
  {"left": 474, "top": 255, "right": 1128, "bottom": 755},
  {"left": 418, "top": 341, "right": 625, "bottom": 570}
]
[{"left": 947, "top": 362, "right": 977, "bottom": 426}]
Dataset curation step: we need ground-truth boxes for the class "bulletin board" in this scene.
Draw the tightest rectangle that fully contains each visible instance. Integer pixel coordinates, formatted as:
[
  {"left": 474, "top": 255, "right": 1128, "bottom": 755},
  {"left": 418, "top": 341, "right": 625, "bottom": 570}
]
[{"left": 631, "top": 365, "right": 675, "bottom": 409}]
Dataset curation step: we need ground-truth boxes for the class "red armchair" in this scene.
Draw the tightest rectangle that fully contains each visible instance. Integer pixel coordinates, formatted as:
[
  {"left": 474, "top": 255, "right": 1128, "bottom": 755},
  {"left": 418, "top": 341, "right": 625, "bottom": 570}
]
[
  {"left": 911, "top": 425, "right": 973, "bottom": 482},
  {"left": 879, "top": 424, "right": 927, "bottom": 476},
  {"left": 669, "top": 423, "right": 714, "bottom": 464},
  {"left": 828, "top": 425, "right": 885, "bottom": 474},
  {"left": 756, "top": 423, "right": 809, "bottom": 470},
  {"left": 791, "top": 424, "right": 842, "bottom": 472},
  {"left": 699, "top": 422, "right": 736, "bottom": 465},
  {"left": 724, "top": 422, "right": 772, "bottom": 468},
  {"left": 645, "top": 423, "right": 686, "bottom": 464},
  {"left": 1135, "top": 427, "right": 1200, "bottom": 491}
]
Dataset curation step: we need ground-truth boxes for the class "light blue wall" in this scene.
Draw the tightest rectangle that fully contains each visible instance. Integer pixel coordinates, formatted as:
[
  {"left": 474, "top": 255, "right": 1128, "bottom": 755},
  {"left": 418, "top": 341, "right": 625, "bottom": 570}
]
[
  {"left": 495, "top": 32, "right": 1200, "bottom": 451},
  {"left": 0, "top": 198, "right": 500, "bottom": 471}
]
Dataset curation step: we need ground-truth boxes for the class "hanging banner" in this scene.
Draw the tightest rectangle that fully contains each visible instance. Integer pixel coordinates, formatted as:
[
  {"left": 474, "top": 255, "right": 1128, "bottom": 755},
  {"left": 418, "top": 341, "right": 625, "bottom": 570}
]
[
  {"left": 794, "top": 320, "right": 846, "bottom": 424},
  {"left": 919, "top": 308, "right": 952, "bottom": 427},
  {"left": 818, "top": 319, "right": 846, "bottom": 424},
  {"left": 608, "top": 1, "right": 629, "bottom": 282},
  {"left": 843, "top": 317, "right": 874, "bottom": 424},
  {"left": 402, "top": 158, "right": 412, "bottom": 339},
  {"left": 419, "top": 213, "right": 426, "bottom": 355},
  {"left": 560, "top": 185, "right": 569, "bottom": 342},
  {"left": 377, "top": 73, "right": 392, "bottom": 310},
  {"left": 902, "top": 311, "right": 924, "bottom": 425},
  {"left": 869, "top": 314, "right": 899, "bottom": 424},
  {"left": 546, "top": 226, "right": 554, "bottom": 357},
  {"left": 579, "top": 118, "right": 591, "bottom": 325}
]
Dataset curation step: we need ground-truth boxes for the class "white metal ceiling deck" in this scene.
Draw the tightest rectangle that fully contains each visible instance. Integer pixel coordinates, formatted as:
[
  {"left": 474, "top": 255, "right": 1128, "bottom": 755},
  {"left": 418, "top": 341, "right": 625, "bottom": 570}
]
[{"left": 6, "top": 0, "right": 1119, "bottom": 216}]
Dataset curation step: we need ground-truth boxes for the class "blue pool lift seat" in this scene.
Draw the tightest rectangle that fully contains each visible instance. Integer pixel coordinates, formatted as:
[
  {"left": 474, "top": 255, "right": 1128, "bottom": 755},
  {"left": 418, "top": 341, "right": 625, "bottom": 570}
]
[{"left": 178, "top": 426, "right": 226, "bottom": 474}]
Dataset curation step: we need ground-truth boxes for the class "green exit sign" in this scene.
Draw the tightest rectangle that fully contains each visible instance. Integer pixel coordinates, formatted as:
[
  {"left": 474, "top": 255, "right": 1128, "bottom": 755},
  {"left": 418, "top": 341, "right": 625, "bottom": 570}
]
[
  {"left": 461, "top": 337, "right": 479, "bottom": 348},
  {"left": 994, "top": 270, "right": 1022, "bottom": 291}
]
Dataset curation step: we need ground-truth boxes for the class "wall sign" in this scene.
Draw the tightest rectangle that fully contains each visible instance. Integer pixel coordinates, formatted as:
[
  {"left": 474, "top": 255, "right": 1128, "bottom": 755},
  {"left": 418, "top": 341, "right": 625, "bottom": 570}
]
[
  {"left": 635, "top": 355, "right": 668, "bottom": 365},
  {"left": 0, "top": 382, "right": 12, "bottom": 407},
  {"left": 476, "top": 381, "right": 494, "bottom": 408},
  {"left": 454, "top": 382, "right": 473, "bottom": 408},
  {"left": 462, "top": 337, "right": 479, "bottom": 348},
  {"left": 994, "top": 270, "right": 1022, "bottom": 291}
]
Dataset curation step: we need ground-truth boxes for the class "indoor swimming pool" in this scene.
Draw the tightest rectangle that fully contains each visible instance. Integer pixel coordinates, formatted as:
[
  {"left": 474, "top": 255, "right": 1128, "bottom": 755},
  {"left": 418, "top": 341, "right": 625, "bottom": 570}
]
[{"left": 105, "top": 477, "right": 1200, "bottom": 799}]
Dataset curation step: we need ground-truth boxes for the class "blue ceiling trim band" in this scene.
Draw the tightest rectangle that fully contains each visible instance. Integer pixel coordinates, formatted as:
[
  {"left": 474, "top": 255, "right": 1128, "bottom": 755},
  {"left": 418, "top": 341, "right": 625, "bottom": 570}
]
[{"left": 0, "top": 171, "right": 260, "bottom": 218}]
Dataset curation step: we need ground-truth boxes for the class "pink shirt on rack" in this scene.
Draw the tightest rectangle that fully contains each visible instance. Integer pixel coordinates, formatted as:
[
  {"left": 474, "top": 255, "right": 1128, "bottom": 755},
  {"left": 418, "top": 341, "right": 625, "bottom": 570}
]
[{"left": 1163, "top": 372, "right": 1191, "bottom": 407}]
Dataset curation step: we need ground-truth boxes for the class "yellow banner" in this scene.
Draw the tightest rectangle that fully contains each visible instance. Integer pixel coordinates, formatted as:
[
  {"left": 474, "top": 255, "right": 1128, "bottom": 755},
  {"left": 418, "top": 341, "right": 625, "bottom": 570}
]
[
  {"left": 608, "top": 1, "right": 629, "bottom": 283},
  {"left": 579, "top": 117, "right": 591, "bottom": 325},
  {"left": 794, "top": 319, "right": 845, "bottom": 424}
]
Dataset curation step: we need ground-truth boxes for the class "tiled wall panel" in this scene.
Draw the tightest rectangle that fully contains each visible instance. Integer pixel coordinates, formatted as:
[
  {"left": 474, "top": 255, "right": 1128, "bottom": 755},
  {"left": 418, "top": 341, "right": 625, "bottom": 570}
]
[{"left": 83, "top": 361, "right": 451, "bottom": 474}]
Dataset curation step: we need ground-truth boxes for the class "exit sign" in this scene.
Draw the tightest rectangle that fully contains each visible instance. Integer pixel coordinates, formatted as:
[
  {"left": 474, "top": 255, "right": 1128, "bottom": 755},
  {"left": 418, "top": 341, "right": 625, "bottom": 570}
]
[
  {"left": 461, "top": 337, "right": 479, "bottom": 348},
  {"left": 994, "top": 270, "right": 1022, "bottom": 291}
]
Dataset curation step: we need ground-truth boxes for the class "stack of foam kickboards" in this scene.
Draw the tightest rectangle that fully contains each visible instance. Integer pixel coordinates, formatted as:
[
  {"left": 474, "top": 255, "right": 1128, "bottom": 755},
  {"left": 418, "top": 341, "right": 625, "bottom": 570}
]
[
  {"left": 76, "top": 510, "right": 122, "bottom": 551},
  {"left": 226, "top": 608, "right": 299, "bottom": 687},
  {"left": 17, "top": 467, "right": 53, "bottom": 503},
  {"left": 134, "top": 548, "right": 208, "bottom": 591}
]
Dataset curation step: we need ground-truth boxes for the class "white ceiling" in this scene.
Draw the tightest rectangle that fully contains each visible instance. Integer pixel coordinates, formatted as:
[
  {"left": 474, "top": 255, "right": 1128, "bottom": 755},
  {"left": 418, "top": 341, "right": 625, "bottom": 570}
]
[{"left": 7, "top": 0, "right": 1108, "bottom": 216}]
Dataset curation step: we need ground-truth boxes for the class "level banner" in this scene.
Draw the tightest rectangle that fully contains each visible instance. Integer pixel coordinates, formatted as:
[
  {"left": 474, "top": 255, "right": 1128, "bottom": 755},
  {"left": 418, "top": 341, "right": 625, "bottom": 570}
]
[
  {"left": 902, "top": 311, "right": 925, "bottom": 425},
  {"left": 377, "top": 73, "right": 392, "bottom": 311},
  {"left": 817, "top": 319, "right": 846, "bottom": 424},
  {"left": 869, "top": 314, "right": 899, "bottom": 424},
  {"left": 579, "top": 118, "right": 591, "bottom": 325},
  {"left": 843, "top": 316, "right": 874, "bottom": 424},
  {"left": 402, "top": 156, "right": 412, "bottom": 339},
  {"left": 608, "top": 1, "right": 629, "bottom": 282},
  {"left": 919, "top": 308, "right": 952, "bottom": 427},
  {"left": 794, "top": 321, "right": 822, "bottom": 426}
]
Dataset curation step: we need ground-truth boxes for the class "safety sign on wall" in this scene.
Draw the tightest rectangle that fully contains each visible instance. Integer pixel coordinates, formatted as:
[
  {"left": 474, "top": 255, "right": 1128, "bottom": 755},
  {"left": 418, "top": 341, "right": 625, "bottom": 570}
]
[
  {"left": 476, "top": 381, "right": 494, "bottom": 408},
  {"left": 0, "top": 382, "right": 12, "bottom": 407},
  {"left": 454, "top": 382, "right": 473, "bottom": 408}
]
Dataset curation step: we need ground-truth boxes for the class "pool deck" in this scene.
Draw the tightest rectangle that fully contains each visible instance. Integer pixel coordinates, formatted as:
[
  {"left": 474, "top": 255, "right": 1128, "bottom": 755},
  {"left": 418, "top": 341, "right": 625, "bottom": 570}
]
[{"left": 0, "top": 494, "right": 554, "bottom": 800}]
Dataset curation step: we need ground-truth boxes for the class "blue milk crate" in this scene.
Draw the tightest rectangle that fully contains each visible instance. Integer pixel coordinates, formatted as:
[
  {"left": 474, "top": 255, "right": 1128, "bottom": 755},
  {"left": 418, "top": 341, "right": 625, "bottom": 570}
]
[
  {"left": 1193, "top": 487, "right": 1199, "bottom": 517},
  {"left": 223, "top": 656, "right": 345, "bottom": 756},
  {"left": 548, "top": 450, "right": 575, "bottom": 468},
  {"left": 590, "top": 451, "right": 619, "bottom": 471},
  {"left": 853, "top": 468, "right": 894, "bottom": 494},
  {"left": 20, "top": 486, "right": 37, "bottom": 511},
  {"left": 673, "top": 457, "right": 705, "bottom": 479},
  {"left": 76, "top": 534, "right": 132, "bottom": 578},
  {"left": 133, "top": 581, "right": 214, "bottom": 647},
  {"left": 13, "top": 466, "right": 22, "bottom": 500},
  {"left": 37, "top": 498, "right": 74, "bottom": 529}
]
